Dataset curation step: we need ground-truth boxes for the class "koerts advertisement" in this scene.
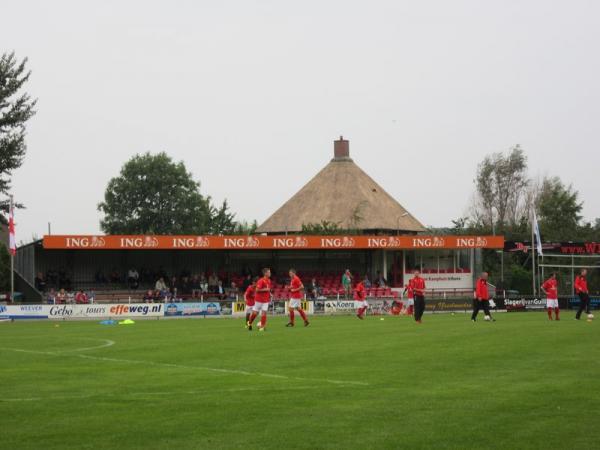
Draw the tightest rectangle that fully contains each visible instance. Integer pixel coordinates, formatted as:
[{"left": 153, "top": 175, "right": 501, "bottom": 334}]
[
  {"left": 324, "top": 300, "right": 359, "bottom": 314},
  {"left": 164, "top": 302, "right": 221, "bottom": 317}
]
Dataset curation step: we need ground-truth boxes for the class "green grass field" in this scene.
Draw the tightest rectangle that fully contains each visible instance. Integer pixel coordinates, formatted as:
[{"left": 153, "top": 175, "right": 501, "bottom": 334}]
[{"left": 1, "top": 312, "right": 599, "bottom": 450}]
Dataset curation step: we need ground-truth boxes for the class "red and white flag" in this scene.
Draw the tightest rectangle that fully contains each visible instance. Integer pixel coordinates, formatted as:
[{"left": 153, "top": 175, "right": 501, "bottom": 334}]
[{"left": 8, "top": 201, "right": 16, "bottom": 256}]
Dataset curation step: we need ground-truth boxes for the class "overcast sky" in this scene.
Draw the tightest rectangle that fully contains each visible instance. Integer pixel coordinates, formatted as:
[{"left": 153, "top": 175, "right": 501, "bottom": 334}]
[{"left": 3, "top": 0, "right": 599, "bottom": 241}]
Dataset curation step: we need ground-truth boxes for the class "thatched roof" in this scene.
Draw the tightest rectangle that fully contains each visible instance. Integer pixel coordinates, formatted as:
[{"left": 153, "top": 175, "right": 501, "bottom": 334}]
[{"left": 257, "top": 138, "right": 426, "bottom": 234}]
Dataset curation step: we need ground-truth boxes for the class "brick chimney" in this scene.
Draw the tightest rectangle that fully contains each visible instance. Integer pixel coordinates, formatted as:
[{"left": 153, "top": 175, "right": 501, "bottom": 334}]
[{"left": 333, "top": 136, "right": 350, "bottom": 160}]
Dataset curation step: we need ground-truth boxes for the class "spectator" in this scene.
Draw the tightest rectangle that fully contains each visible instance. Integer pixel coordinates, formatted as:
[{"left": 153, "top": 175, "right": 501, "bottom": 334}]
[
  {"left": 342, "top": 269, "right": 353, "bottom": 299},
  {"left": 242, "top": 274, "right": 252, "bottom": 293},
  {"left": 75, "top": 290, "right": 88, "bottom": 304},
  {"left": 87, "top": 290, "right": 96, "bottom": 304},
  {"left": 46, "top": 269, "right": 58, "bottom": 287},
  {"left": 56, "top": 289, "right": 67, "bottom": 304},
  {"left": 109, "top": 268, "right": 121, "bottom": 284},
  {"left": 58, "top": 268, "right": 71, "bottom": 290},
  {"left": 95, "top": 269, "right": 107, "bottom": 284},
  {"left": 127, "top": 268, "right": 140, "bottom": 290},
  {"left": 199, "top": 273, "right": 209, "bottom": 293},
  {"left": 191, "top": 275, "right": 201, "bottom": 298},
  {"left": 227, "top": 282, "right": 239, "bottom": 300},
  {"left": 180, "top": 276, "right": 192, "bottom": 297},
  {"left": 169, "top": 276, "right": 179, "bottom": 298},
  {"left": 375, "top": 270, "right": 387, "bottom": 288},
  {"left": 363, "top": 275, "right": 372, "bottom": 289},
  {"left": 216, "top": 280, "right": 225, "bottom": 299},
  {"left": 46, "top": 288, "right": 57, "bottom": 304},
  {"left": 140, "top": 267, "right": 152, "bottom": 283},
  {"left": 155, "top": 277, "right": 169, "bottom": 298},
  {"left": 35, "top": 272, "right": 47, "bottom": 291},
  {"left": 143, "top": 289, "right": 155, "bottom": 303},
  {"left": 208, "top": 272, "right": 219, "bottom": 293},
  {"left": 307, "top": 278, "right": 320, "bottom": 299}
]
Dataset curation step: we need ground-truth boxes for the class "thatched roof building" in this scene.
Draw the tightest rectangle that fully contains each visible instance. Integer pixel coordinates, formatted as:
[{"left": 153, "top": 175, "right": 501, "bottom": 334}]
[{"left": 257, "top": 137, "right": 426, "bottom": 234}]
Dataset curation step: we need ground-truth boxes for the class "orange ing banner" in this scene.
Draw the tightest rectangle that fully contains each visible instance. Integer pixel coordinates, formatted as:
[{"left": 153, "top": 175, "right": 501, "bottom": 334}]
[{"left": 42, "top": 235, "right": 504, "bottom": 250}]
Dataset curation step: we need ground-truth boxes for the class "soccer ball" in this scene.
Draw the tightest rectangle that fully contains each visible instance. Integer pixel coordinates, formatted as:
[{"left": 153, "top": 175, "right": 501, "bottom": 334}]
[
  {"left": 588, "top": 314, "right": 594, "bottom": 320},
  {"left": 484, "top": 316, "right": 491, "bottom": 321}
]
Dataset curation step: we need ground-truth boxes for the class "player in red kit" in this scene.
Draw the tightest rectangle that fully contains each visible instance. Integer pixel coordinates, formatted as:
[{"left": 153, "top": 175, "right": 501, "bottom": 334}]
[
  {"left": 403, "top": 281, "right": 414, "bottom": 316},
  {"left": 541, "top": 273, "right": 559, "bottom": 320},
  {"left": 472, "top": 272, "right": 494, "bottom": 322},
  {"left": 412, "top": 270, "right": 426, "bottom": 323},
  {"left": 355, "top": 280, "right": 368, "bottom": 319},
  {"left": 286, "top": 268, "right": 310, "bottom": 327},
  {"left": 247, "top": 268, "right": 272, "bottom": 331},
  {"left": 574, "top": 269, "right": 592, "bottom": 320},
  {"left": 243, "top": 277, "right": 258, "bottom": 327}
]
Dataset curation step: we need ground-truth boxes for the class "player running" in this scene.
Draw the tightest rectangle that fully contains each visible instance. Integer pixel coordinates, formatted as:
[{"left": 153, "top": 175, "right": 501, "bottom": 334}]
[
  {"left": 286, "top": 268, "right": 310, "bottom": 327},
  {"left": 355, "top": 279, "right": 368, "bottom": 319},
  {"left": 243, "top": 277, "right": 258, "bottom": 327},
  {"left": 541, "top": 273, "right": 559, "bottom": 321},
  {"left": 247, "top": 268, "right": 272, "bottom": 331}
]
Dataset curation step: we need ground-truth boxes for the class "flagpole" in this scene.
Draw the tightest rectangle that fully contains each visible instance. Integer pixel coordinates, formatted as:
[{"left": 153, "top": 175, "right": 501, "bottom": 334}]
[
  {"left": 10, "top": 195, "right": 14, "bottom": 303},
  {"left": 531, "top": 209, "right": 536, "bottom": 296}
]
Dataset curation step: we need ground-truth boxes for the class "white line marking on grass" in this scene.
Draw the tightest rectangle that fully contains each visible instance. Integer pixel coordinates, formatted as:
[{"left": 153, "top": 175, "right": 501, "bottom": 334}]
[
  {"left": 0, "top": 385, "right": 340, "bottom": 403},
  {"left": 59, "top": 338, "right": 116, "bottom": 353},
  {"left": 2, "top": 339, "right": 368, "bottom": 387},
  {"left": 74, "top": 353, "right": 369, "bottom": 386},
  {"left": 3, "top": 338, "right": 115, "bottom": 355}
]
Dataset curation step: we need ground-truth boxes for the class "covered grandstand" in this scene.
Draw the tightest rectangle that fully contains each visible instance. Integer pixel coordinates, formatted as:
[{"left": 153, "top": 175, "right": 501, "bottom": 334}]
[{"left": 12, "top": 138, "right": 503, "bottom": 302}]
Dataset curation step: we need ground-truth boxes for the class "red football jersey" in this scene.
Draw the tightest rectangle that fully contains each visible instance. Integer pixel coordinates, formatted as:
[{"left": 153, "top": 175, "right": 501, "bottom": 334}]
[
  {"left": 405, "top": 282, "right": 414, "bottom": 299},
  {"left": 542, "top": 278, "right": 558, "bottom": 300},
  {"left": 412, "top": 276, "right": 426, "bottom": 296},
  {"left": 255, "top": 277, "right": 272, "bottom": 303},
  {"left": 475, "top": 278, "right": 489, "bottom": 301},
  {"left": 244, "top": 285, "right": 255, "bottom": 306},
  {"left": 575, "top": 275, "right": 588, "bottom": 294},
  {"left": 290, "top": 275, "right": 303, "bottom": 299},
  {"left": 355, "top": 282, "right": 366, "bottom": 301}
]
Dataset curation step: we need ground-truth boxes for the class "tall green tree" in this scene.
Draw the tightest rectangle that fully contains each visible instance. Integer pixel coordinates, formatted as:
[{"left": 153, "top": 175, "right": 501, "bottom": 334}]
[
  {"left": 0, "top": 52, "right": 36, "bottom": 216},
  {"left": 209, "top": 199, "right": 237, "bottom": 234},
  {"left": 472, "top": 145, "right": 529, "bottom": 233},
  {"left": 0, "top": 245, "right": 9, "bottom": 291},
  {"left": 537, "top": 176, "right": 583, "bottom": 240},
  {"left": 98, "top": 152, "right": 234, "bottom": 234}
]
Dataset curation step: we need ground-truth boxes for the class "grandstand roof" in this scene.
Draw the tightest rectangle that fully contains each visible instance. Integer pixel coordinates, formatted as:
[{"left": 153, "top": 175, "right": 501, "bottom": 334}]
[{"left": 256, "top": 137, "right": 426, "bottom": 234}]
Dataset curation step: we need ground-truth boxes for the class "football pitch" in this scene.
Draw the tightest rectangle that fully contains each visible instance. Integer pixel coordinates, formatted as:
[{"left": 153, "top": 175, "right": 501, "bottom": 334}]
[{"left": 1, "top": 313, "right": 599, "bottom": 450}]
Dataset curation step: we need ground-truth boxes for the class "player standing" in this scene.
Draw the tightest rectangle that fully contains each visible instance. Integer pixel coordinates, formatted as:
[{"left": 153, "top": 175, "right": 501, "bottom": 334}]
[
  {"left": 574, "top": 269, "right": 591, "bottom": 320},
  {"left": 355, "top": 279, "right": 368, "bottom": 319},
  {"left": 541, "top": 273, "right": 559, "bottom": 321},
  {"left": 243, "top": 277, "right": 258, "bottom": 327},
  {"left": 403, "top": 281, "right": 414, "bottom": 316},
  {"left": 247, "top": 268, "right": 272, "bottom": 331},
  {"left": 471, "top": 272, "right": 494, "bottom": 322},
  {"left": 286, "top": 268, "right": 310, "bottom": 327},
  {"left": 412, "top": 270, "right": 426, "bottom": 323}
]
